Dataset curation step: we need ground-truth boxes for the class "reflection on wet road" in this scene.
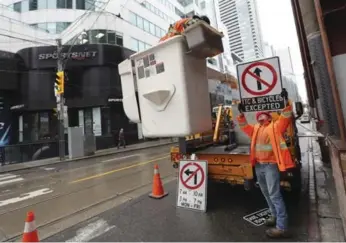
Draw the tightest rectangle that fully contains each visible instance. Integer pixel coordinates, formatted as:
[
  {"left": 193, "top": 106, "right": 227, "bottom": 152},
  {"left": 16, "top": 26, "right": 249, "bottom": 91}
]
[{"left": 0, "top": 144, "right": 176, "bottom": 241}]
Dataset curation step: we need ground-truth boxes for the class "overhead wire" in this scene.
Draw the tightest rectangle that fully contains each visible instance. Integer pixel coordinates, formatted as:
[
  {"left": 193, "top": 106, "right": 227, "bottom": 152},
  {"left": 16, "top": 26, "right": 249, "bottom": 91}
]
[
  {"left": 59, "top": 0, "right": 109, "bottom": 39},
  {"left": 0, "top": 33, "right": 55, "bottom": 46},
  {"left": 61, "top": 0, "right": 112, "bottom": 69}
]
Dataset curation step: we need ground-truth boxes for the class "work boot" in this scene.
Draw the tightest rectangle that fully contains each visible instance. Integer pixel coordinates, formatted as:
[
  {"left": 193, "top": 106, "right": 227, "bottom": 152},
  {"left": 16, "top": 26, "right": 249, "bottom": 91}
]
[
  {"left": 265, "top": 228, "right": 290, "bottom": 238},
  {"left": 264, "top": 216, "right": 276, "bottom": 227}
]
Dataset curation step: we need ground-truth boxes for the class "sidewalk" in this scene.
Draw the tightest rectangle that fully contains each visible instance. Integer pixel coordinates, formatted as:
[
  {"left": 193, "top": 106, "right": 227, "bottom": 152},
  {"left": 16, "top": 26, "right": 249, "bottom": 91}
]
[
  {"left": 310, "top": 137, "right": 346, "bottom": 241},
  {"left": 0, "top": 138, "right": 177, "bottom": 174}
]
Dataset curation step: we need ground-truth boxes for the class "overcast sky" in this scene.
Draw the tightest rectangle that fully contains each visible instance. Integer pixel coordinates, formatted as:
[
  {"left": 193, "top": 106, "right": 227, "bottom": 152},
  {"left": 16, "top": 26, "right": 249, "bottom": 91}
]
[{"left": 256, "top": 0, "right": 307, "bottom": 102}]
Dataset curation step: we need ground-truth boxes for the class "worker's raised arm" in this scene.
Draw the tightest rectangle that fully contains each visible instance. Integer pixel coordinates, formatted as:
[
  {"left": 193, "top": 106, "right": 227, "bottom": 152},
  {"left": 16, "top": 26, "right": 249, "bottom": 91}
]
[
  {"left": 236, "top": 104, "right": 254, "bottom": 137},
  {"left": 275, "top": 89, "right": 293, "bottom": 134}
]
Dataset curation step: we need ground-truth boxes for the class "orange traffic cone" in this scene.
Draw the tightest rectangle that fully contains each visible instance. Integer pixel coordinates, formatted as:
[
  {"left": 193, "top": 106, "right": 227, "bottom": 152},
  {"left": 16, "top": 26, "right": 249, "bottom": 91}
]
[
  {"left": 22, "top": 211, "right": 39, "bottom": 242},
  {"left": 149, "top": 164, "right": 168, "bottom": 199}
]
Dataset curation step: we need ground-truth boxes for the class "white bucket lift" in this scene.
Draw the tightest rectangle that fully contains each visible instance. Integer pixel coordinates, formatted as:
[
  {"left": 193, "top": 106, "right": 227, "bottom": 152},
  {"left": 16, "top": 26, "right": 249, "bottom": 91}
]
[{"left": 118, "top": 21, "right": 224, "bottom": 137}]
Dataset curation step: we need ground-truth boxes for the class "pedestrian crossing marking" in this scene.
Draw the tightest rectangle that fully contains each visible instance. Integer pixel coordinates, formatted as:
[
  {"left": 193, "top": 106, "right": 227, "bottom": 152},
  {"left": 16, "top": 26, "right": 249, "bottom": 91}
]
[{"left": 0, "top": 173, "right": 24, "bottom": 186}]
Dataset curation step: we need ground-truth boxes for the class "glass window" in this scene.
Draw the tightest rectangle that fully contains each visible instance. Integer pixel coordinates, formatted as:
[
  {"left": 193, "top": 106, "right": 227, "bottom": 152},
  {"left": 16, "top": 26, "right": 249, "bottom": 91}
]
[
  {"left": 37, "top": 22, "right": 47, "bottom": 31},
  {"left": 138, "top": 41, "right": 145, "bottom": 51},
  {"left": 29, "top": 0, "right": 37, "bottom": 10},
  {"left": 107, "top": 31, "right": 116, "bottom": 44},
  {"left": 136, "top": 15, "right": 143, "bottom": 29},
  {"left": 161, "top": 28, "right": 165, "bottom": 37},
  {"left": 149, "top": 22, "right": 155, "bottom": 35},
  {"left": 101, "top": 107, "right": 111, "bottom": 135},
  {"left": 145, "top": 43, "right": 151, "bottom": 49},
  {"left": 38, "top": 0, "right": 47, "bottom": 9},
  {"left": 131, "top": 38, "right": 138, "bottom": 51},
  {"left": 129, "top": 12, "right": 136, "bottom": 25},
  {"left": 22, "top": 0, "right": 29, "bottom": 12},
  {"left": 95, "top": 30, "right": 107, "bottom": 43},
  {"left": 47, "top": 0, "right": 56, "bottom": 8},
  {"left": 116, "top": 33, "right": 123, "bottom": 46},
  {"left": 46, "top": 23, "right": 56, "bottom": 34},
  {"left": 89, "top": 29, "right": 99, "bottom": 44},
  {"left": 56, "top": 22, "right": 70, "bottom": 33},
  {"left": 155, "top": 26, "right": 161, "bottom": 37},
  {"left": 57, "top": 0, "right": 64, "bottom": 8},
  {"left": 76, "top": 0, "right": 85, "bottom": 9},
  {"left": 39, "top": 112, "right": 50, "bottom": 139},
  {"left": 143, "top": 19, "right": 149, "bottom": 32},
  {"left": 13, "top": 2, "right": 21, "bottom": 12},
  {"left": 66, "top": 0, "right": 72, "bottom": 8},
  {"left": 85, "top": 0, "right": 95, "bottom": 10},
  {"left": 84, "top": 108, "right": 93, "bottom": 135}
]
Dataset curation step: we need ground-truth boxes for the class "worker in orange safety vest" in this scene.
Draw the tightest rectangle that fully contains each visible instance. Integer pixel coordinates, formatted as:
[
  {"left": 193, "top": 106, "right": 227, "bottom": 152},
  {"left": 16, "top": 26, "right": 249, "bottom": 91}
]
[
  {"left": 237, "top": 88, "right": 294, "bottom": 239},
  {"left": 159, "top": 15, "right": 210, "bottom": 42}
]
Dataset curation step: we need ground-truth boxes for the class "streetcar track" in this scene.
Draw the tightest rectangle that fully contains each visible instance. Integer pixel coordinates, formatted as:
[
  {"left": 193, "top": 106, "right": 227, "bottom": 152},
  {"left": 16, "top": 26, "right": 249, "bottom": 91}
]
[
  {"left": 0, "top": 155, "right": 171, "bottom": 216},
  {"left": 0, "top": 152, "right": 169, "bottom": 199},
  {"left": 5, "top": 174, "right": 176, "bottom": 242}
]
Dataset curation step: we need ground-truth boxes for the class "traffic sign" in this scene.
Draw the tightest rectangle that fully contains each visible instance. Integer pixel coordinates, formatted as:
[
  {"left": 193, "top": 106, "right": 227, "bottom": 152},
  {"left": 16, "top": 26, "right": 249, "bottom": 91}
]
[
  {"left": 237, "top": 56, "right": 285, "bottom": 112},
  {"left": 243, "top": 208, "right": 271, "bottom": 226},
  {"left": 177, "top": 160, "right": 208, "bottom": 212}
]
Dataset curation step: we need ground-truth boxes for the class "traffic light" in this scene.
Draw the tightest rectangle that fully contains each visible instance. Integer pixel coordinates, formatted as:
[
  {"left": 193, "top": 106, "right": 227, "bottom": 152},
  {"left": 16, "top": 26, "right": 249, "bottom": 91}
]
[{"left": 55, "top": 71, "right": 64, "bottom": 95}]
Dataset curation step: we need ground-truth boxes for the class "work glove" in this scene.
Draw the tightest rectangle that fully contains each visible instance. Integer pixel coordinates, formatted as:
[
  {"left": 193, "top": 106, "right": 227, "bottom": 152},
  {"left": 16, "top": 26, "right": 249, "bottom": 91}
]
[
  {"left": 281, "top": 88, "right": 288, "bottom": 101},
  {"left": 238, "top": 103, "right": 245, "bottom": 114}
]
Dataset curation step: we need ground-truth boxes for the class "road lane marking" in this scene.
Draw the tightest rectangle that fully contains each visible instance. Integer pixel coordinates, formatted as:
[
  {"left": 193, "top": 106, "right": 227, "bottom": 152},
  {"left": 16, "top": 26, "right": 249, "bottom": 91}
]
[
  {"left": 70, "top": 155, "right": 169, "bottom": 184},
  {"left": 0, "top": 175, "right": 17, "bottom": 181},
  {"left": 42, "top": 167, "right": 55, "bottom": 171},
  {"left": 101, "top": 154, "right": 141, "bottom": 163},
  {"left": 0, "top": 188, "right": 53, "bottom": 207},
  {"left": 66, "top": 218, "right": 115, "bottom": 242},
  {"left": 0, "top": 173, "right": 24, "bottom": 186}
]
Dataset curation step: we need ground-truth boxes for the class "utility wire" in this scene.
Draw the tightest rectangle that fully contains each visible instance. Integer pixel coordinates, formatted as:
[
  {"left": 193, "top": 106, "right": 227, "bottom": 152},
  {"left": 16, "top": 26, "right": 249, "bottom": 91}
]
[
  {"left": 0, "top": 27, "right": 55, "bottom": 45},
  {"left": 62, "top": 0, "right": 112, "bottom": 70},
  {"left": 59, "top": 0, "right": 109, "bottom": 39},
  {"left": 0, "top": 33, "right": 55, "bottom": 46}
]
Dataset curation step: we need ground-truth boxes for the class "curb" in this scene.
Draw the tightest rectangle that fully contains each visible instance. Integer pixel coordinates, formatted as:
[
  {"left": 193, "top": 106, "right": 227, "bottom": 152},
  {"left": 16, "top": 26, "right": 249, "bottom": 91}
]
[
  {"left": 308, "top": 138, "right": 322, "bottom": 242},
  {"left": 0, "top": 141, "right": 176, "bottom": 174}
]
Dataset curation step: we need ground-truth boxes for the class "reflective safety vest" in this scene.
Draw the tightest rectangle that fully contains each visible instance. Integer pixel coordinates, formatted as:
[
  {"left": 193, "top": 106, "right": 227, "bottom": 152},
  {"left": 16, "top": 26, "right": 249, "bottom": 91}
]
[
  {"left": 159, "top": 18, "right": 198, "bottom": 42},
  {"left": 237, "top": 105, "right": 296, "bottom": 172}
]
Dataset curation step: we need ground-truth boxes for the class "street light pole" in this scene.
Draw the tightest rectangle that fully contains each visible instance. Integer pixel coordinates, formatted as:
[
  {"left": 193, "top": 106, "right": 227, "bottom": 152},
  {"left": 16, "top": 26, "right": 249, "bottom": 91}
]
[{"left": 56, "top": 38, "right": 65, "bottom": 161}]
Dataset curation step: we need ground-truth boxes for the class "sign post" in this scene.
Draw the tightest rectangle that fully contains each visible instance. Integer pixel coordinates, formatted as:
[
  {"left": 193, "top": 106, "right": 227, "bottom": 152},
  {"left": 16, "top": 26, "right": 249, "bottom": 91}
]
[
  {"left": 236, "top": 56, "right": 284, "bottom": 112},
  {"left": 177, "top": 160, "right": 208, "bottom": 212}
]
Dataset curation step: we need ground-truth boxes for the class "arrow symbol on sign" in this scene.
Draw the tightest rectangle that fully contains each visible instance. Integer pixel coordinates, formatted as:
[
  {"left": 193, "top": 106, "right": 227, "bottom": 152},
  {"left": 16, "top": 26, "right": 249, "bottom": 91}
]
[
  {"left": 254, "top": 67, "right": 262, "bottom": 90},
  {"left": 185, "top": 169, "right": 198, "bottom": 185}
]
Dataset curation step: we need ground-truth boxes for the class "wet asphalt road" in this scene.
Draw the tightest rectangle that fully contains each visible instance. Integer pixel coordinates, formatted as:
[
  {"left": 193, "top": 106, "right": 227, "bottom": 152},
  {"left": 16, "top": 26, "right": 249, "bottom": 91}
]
[
  {"left": 46, "top": 123, "right": 313, "bottom": 242},
  {"left": 0, "top": 144, "right": 175, "bottom": 241}
]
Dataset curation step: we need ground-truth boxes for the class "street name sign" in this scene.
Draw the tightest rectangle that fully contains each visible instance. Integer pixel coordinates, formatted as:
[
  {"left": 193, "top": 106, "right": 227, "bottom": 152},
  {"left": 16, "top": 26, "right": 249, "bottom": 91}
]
[
  {"left": 177, "top": 160, "right": 208, "bottom": 212},
  {"left": 236, "top": 56, "right": 284, "bottom": 112}
]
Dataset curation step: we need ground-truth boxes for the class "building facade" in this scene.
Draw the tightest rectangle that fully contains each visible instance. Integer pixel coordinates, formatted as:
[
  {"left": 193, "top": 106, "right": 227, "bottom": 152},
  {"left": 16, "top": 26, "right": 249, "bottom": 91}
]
[
  {"left": 0, "top": 0, "right": 236, "bottom": 153},
  {"left": 218, "top": 0, "right": 264, "bottom": 61}
]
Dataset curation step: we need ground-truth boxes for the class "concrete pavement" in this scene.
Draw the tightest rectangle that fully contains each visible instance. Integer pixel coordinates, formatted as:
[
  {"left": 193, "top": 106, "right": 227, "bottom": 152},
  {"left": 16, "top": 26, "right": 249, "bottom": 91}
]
[
  {"left": 311, "top": 138, "right": 345, "bottom": 241},
  {"left": 0, "top": 144, "right": 176, "bottom": 242}
]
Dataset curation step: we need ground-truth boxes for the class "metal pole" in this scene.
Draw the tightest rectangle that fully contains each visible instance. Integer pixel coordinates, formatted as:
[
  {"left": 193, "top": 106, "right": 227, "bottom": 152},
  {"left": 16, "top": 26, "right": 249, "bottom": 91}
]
[
  {"left": 313, "top": 0, "right": 346, "bottom": 142},
  {"left": 56, "top": 38, "right": 66, "bottom": 161}
]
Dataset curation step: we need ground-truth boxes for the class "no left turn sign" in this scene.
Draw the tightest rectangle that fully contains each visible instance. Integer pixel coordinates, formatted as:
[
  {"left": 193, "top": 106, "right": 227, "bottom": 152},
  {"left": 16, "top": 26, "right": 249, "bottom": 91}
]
[
  {"left": 177, "top": 160, "right": 208, "bottom": 212},
  {"left": 180, "top": 162, "right": 205, "bottom": 190}
]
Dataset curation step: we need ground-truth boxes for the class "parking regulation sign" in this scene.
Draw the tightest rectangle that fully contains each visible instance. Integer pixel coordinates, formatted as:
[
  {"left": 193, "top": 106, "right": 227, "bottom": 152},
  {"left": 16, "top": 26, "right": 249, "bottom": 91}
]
[
  {"left": 236, "top": 56, "right": 285, "bottom": 112},
  {"left": 177, "top": 160, "right": 208, "bottom": 212}
]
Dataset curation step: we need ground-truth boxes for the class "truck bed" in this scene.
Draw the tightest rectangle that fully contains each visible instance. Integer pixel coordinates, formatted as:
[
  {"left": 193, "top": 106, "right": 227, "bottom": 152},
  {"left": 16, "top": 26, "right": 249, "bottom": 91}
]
[{"left": 196, "top": 145, "right": 250, "bottom": 155}]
